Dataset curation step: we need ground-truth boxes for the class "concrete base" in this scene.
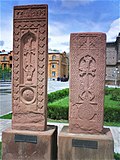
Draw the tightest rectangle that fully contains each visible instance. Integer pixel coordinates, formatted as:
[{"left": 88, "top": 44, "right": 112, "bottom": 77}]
[
  {"left": 2, "top": 125, "right": 57, "bottom": 160},
  {"left": 58, "top": 126, "right": 114, "bottom": 160}
]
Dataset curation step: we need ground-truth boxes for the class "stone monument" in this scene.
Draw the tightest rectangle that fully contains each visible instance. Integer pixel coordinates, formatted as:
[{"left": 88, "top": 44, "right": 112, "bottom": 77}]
[
  {"left": 2, "top": 5, "right": 57, "bottom": 160},
  {"left": 58, "top": 32, "right": 114, "bottom": 160}
]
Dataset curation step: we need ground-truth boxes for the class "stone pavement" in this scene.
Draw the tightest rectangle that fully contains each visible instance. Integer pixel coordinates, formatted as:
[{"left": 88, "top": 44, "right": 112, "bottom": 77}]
[
  {"left": 0, "top": 119, "right": 120, "bottom": 153},
  {"left": 0, "top": 82, "right": 12, "bottom": 116},
  {"left": 48, "top": 80, "right": 69, "bottom": 93}
]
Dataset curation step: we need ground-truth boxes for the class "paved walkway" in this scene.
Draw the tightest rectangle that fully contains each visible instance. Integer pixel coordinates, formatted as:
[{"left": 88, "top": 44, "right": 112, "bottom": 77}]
[{"left": 0, "top": 119, "right": 120, "bottom": 153}]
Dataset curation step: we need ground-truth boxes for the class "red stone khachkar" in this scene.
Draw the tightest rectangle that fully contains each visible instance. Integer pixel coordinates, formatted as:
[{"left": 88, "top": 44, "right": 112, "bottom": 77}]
[
  {"left": 69, "top": 32, "right": 106, "bottom": 134},
  {"left": 12, "top": 5, "right": 48, "bottom": 131}
]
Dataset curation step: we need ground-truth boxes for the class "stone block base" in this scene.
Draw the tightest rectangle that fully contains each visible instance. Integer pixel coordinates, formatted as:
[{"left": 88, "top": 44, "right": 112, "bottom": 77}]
[
  {"left": 2, "top": 125, "right": 57, "bottom": 160},
  {"left": 58, "top": 126, "right": 114, "bottom": 160}
]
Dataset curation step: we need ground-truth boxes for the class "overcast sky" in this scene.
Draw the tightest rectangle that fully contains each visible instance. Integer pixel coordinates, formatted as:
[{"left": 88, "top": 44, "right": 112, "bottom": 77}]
[{"left": 0, "top": 0, "right": 120, "bottom": 52}]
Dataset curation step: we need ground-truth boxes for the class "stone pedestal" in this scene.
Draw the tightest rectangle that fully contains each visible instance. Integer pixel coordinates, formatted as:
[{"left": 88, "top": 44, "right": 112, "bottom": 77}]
[
  {"left": 58, "top": 126, "right": 114, "bottom": 160},
  {"left": 2, "top": 125, "right": 57, "bottom": 160}
]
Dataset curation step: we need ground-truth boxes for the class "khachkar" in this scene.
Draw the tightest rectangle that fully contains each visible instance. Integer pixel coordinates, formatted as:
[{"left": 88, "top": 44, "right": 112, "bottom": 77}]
[
  {"left": 69, "top": 32, "right": 105, "bottom": 134},
  {"left": 58, "top": 33, "right": 114, "bottom": 160},
  {"left": 2, "top": 5, "right": 57, "bottom": 160},
  {"left": 12, "top": 5, "right": 48, "bottom": 131}
]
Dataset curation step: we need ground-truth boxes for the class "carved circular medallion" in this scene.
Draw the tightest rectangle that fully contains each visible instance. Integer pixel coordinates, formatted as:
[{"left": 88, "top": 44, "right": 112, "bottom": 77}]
[
  {"left": 78, "top": 104, "right": 95, "bottom": 120},
  {"left": 20, "top": 87, "right": 36, "bottom": 104},
  {"left": 23, "top": 89, "right": 34, "bottom": 102}
]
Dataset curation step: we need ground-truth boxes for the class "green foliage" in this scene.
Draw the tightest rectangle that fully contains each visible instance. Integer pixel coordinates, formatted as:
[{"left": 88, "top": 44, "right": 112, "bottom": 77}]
[
  {"left": 0, "top": 65, "right": 11, "bottom": 73},
  {"left": 114, "top": 153, "right": 120, "bottom": 160},
  {"left": 104, "top": 106, "right": 120, "bottom": 123},
  {"left": 104, "top": 122, "right": 120, "bottom": 127},
  {"left": 104, "top": 88, "right": 120, "bottom": 124},
  {"left": 111, "top": 88, "right": 120, "bottom": 101},
  {"left": 48, "top": 97, "right": 69, "bottom": 120},
  {"left": 48, "top": 104, "right": 68, "bottom": 120},
  {"left": 0, "top": 65, "right": 12, "bottom": 80},
  {"left": 48, "top": 88, "right": 69, "bottom": 103},
  {"left": 105, "top": 87, "right": 115, "bottom": 95},
  {"left": 47, "top": 88, "right": 120, "bottom": 123},
  {"left": 0, "top": 113, "right": 12, "bottom": 119}
]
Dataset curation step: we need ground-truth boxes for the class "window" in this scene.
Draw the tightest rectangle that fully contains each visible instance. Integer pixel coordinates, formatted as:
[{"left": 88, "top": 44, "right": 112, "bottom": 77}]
[
  {"left": 52, "top": 64, "right": 56, "bottom": 68},
  {"left": 4, "top": 64, "right": 7, "bottom": 68},
  {"left": 52, "top": 71, "right": 56, "bottom": 77},
  {"left": 52, "top": 55, "right": 56, "bottom": 60},
  {"left": 9, "top": 56, "right": 12, "bottom": 60},
  {"left": 3, "top": 56, "right": 6, "bottom": 61},
  {"left": 10, "top": 64, "right": 12, "bottom": 68}
]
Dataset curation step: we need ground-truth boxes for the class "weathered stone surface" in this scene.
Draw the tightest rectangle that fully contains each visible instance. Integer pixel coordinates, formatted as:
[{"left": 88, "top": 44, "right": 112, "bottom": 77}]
[
  {"left": 12, "top": 5, "right": 48, "bottom": 131},
  {"left": 2, "top": 125, "right": 57, "bottom": 160},
  {"left": 58, "top": 126, "right": 114, "bottom": 160},
  {"left": 69, "top": 32, "right": 106, "bottom": 134}
]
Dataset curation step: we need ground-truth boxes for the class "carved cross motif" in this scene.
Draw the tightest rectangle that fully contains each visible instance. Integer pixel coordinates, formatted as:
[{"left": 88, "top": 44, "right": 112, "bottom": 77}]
[
  {"left": 78, "top": 55, "right": 97, "bottom": 120},
  {"left": 79, "top": 55, "right": 96, "bottom": 91},
  {"left": 23, "top": 36, "right": 36, "bottom": 82}
]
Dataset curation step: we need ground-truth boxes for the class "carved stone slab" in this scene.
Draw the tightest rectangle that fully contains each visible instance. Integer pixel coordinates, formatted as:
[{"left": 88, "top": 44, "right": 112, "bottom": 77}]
[
  {"left": 12, "top": 5, "right": 48, "bottom": 131},
  {"left": 69, "top": 32, "right": 106, "bottom": 134}
]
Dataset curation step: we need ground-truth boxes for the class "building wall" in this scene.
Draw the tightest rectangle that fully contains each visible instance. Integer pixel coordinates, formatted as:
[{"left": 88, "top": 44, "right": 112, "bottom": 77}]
[
  {"left": 0, "top": 50, "right": 13, "bottom": 69},
  {"left": 106, "top": 44, "right": 117, "bottom": 65},
  {"left": 106, "top": 33, "right": 120, "bottom": 85},
  {"left": 0, "top": 50, "right": 69, "bottom": 81},
  {"left": 48, "top": 52, "right": 69, "bottom": 80}
]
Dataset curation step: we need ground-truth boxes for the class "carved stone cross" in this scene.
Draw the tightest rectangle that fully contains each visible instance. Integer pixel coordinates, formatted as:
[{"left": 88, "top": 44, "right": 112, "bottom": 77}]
[
  {"left": 12, "top": 5, "right": 48, "bottom": 131},
  {"left": 69, "top": 32, "right": 106, "bottom": 134}
]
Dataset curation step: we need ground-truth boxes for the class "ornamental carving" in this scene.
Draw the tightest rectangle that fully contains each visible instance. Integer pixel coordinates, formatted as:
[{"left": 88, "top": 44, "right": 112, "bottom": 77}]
[
  {"left": 69, "top": 33, "right": 106, "bottom": 134},
  {"left": 14, "top": 8, "right": 46, "bottom": 19},
  {"left": 20, "top": 86, "right": 36, "bottom": 105},
  {"left": 72, "top": 55, "right": 97, "bottom": 121},
  {"left": 78, "top": 36, "right": 99, "bottom": 49},
  {"left": 12, "top": 5, "right": 48, "bottom": 131},
  {"left": 79, "top": 55, "right": 96, "bottom": 103},
  {"left": 21, "top": 32, "right": 36, "bottom": 84}
]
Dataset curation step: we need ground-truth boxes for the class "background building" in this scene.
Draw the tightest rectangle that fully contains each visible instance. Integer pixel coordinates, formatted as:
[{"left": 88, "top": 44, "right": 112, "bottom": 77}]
[
  {"left": 0, "top": 49, "right": 69, "bottom": 81},
  {"left": 1, "top": 33, "right": 120, "bottom": 84},
  {"left": 48, "top": 50, "right": 69, "bottom": 80},
  {"left": 106, "top": 33, "right": 120, "bottom": 85},
  {"left": 0, "top": 50, "right": 13, "bottom": 69}
]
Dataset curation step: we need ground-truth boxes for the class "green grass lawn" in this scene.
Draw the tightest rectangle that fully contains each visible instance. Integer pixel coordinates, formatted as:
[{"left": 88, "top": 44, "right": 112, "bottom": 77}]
[
  {"left": 48, "top": 94, "right": 120, "bottom": 109},
  {"left": 105, "top": 95, "right": 120, "bottom": 108},
  {"left": 48, "top": 96, "right": 69, "bottom": 107}
]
